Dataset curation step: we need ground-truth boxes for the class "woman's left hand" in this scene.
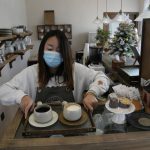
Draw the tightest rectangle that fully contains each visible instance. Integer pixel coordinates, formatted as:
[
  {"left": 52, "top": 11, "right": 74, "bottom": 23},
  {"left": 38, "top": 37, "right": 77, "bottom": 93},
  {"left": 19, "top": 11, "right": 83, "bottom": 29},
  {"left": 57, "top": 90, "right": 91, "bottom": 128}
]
[{"left": 83, "top": 94, "right": 98, "bottom": 112}]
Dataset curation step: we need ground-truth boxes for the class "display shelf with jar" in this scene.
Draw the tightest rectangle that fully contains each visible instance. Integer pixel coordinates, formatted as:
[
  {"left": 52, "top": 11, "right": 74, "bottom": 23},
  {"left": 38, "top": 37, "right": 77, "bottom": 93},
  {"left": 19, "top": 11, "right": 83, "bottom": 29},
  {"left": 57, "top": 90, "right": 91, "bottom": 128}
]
[
  {"left": 0, "top": 31, "right": 33, "bottom": 76},
  {"left": 0, "top": 29, "right": 33, "bottom": 140},
  {"left": 37, "top": 24, "right": 72, "bottom": 41}
]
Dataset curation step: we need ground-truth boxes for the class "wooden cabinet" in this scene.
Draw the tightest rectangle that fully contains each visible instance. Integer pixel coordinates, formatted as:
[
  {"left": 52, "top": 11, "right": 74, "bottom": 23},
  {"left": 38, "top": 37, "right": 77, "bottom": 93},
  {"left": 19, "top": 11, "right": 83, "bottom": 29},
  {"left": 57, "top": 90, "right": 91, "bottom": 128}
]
[{"left": 37, "top": 24, "right": 72, "bottom": 42}]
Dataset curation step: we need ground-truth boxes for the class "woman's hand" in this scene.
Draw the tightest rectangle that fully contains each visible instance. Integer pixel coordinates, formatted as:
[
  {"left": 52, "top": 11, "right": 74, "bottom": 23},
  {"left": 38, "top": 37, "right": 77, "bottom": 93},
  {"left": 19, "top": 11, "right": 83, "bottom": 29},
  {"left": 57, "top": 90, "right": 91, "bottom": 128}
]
[
  {"left": 20, "top": 95, "right": 34, "bottom": 119},
  {"left": 83, "top": 94, "right": 98, "bottom": 112}
]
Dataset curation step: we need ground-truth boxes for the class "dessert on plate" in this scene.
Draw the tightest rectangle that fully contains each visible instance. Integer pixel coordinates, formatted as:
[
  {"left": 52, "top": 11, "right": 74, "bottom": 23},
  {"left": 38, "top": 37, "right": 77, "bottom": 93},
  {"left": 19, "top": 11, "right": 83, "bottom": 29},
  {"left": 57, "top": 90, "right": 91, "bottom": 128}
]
[
  {"left": 108, "top": 93, "right": 119, "bottom": 108},
  {"left": 119, "top": 97, "right": 132, "bottom": 108}
]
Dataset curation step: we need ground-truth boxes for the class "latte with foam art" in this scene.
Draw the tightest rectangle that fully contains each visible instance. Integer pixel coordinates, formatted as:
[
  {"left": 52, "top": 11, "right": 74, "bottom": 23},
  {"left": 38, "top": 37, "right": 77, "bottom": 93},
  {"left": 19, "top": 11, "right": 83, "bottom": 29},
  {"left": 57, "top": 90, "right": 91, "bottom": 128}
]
[{"left": 63, "top": 103, "right": 82, "bottom": 121}]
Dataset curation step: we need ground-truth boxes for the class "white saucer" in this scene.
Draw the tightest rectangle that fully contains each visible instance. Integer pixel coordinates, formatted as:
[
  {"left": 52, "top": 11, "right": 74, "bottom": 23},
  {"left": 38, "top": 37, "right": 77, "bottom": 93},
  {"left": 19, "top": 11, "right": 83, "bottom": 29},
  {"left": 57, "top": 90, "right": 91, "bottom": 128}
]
[
  {"left": 29, "top": 111, "right": 58, "bottom": 128},
  {"left": 105, "top": 100, "right": 135, "bottom": 114}
]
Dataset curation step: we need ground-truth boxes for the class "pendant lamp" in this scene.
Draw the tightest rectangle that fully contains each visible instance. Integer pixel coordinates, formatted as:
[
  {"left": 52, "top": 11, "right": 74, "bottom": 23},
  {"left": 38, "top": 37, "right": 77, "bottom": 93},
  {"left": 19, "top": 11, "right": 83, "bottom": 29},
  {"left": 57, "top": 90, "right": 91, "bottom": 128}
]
[
  {"left": 102, "top": 0, "right": 111, "bottom": 24},
  {"left": 113, "top": 0, "right": 126, "bottom": 22},
  {"left": 93, "top": 0, "right": 101, "bottom": 25}
]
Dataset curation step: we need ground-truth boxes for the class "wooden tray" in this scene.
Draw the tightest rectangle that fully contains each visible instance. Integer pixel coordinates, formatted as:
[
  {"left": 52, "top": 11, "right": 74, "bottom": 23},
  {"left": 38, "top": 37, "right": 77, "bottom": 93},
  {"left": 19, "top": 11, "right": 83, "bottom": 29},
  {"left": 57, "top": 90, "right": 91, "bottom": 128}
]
[
  {"left": 17, "top": 103, "right": 96, "bottom": 138},
  {"left": 59, "top": 110, "right": 88, "bottom": 126}
]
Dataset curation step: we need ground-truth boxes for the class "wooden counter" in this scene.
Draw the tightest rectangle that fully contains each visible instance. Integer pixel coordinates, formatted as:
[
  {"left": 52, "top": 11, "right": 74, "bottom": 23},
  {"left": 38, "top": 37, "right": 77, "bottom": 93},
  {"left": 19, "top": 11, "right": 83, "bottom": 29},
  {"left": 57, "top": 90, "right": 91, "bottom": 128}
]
[
  {"left": 102, "top": 54, "right": 139, "bottom": 86},
  {"left": 1, "top": 107, "right": 150, "bottom": 150}
]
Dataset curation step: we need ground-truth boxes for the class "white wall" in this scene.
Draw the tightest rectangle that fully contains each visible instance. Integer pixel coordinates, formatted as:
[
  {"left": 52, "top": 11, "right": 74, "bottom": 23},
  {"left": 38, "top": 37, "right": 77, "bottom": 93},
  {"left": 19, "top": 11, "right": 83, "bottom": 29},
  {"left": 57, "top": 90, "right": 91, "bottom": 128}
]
[
  {"left": 0, "top": 0, "right": 141, "bottom": 54},
  {"left": 0, "top": 0, "right": 27, "bottom": 28},
  {"left": 26, "top": 0, "right": 141, "bottom": 54},
  {"left": 138, "top": 0, "right": 144, "bottom": 12}
]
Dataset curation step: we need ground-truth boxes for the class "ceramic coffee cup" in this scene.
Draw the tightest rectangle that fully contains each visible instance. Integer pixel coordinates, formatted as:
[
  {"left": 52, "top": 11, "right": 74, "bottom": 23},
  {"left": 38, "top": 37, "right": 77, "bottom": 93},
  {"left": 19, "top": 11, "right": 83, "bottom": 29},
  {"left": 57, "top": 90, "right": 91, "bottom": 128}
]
[
  {"left": 34, "top": 101, "right": 53, "bottom": 123},
  {"left": 63, "top": 102, "right": 82, "bottom": 121}
]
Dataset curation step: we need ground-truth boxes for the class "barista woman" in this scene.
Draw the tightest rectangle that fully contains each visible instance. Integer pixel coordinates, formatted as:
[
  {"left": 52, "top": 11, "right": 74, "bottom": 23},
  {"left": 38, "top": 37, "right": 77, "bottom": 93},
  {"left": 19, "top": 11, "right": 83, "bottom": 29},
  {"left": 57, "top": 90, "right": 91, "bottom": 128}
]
[{"left": 0, "top": 30, "right": 110, "bottom": 118}]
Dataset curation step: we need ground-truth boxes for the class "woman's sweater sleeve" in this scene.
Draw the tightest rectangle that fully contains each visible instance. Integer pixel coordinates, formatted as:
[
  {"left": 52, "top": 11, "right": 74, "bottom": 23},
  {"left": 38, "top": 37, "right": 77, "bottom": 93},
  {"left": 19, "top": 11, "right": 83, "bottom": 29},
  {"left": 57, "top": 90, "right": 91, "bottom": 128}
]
[
  {"left": 75, "top": 63, "right": 110, "bottom": 97},
  {"left": 0, "top": 65, "right": 37, "bottom": 105},
  {"left": 88, "top": 70, "right": 110, "bottom": 96}
]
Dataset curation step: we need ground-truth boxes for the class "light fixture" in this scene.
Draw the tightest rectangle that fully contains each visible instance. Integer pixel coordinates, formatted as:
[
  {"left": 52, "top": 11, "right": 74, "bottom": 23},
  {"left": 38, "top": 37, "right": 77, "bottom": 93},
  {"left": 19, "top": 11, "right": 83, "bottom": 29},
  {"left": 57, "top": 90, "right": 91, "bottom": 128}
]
[
  {"left": 102, "top": 0, "right": 111, "bottom": 24},
  {"left": 135, "top": 0, "right": 150, "bottom": 21},
  {"left": 113, "top": 0, "right": 126, "bottom": 22},
  {"left": 93, "top": 0, "right": 101, "bottom": 25}
]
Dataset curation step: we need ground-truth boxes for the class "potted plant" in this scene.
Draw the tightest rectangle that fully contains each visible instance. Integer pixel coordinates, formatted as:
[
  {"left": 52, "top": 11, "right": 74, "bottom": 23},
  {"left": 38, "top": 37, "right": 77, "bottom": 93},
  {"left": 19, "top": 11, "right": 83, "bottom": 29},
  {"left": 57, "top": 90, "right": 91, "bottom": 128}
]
[
  {"left": 95, "top": 27, "right": 110, "bottom": 49},
  {"left": 87, "top": 28, "right": 110, "bottom": 65}
]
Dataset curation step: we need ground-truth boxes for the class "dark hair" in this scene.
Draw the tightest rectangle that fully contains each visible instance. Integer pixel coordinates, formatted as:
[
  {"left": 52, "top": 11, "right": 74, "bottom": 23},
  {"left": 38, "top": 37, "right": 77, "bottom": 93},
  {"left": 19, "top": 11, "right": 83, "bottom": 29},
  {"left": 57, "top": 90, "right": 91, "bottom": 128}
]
[{"left": 38, "top": 30, "right": 74, "bottom": 90}]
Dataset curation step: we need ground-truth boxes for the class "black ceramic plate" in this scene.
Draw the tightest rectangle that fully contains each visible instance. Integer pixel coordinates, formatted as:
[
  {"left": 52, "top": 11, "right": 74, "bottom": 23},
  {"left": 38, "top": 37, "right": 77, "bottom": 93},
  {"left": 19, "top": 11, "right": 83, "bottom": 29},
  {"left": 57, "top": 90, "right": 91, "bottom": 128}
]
[{"left": 127, "top": 112, "right": 150, "bottom": 130}]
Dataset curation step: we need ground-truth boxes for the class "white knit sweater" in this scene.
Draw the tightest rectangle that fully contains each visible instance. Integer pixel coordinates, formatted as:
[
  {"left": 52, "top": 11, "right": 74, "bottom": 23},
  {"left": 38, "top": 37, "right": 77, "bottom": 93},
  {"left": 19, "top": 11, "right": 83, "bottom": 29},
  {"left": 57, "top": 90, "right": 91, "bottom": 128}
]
[{"left": 0, "top": 62, "right": 110, "bottom": 105}]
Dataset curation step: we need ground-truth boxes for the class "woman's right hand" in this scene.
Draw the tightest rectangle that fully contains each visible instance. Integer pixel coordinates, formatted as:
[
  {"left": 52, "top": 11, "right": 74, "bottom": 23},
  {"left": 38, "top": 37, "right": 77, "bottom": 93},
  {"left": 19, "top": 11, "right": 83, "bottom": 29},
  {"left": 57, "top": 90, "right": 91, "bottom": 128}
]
[
  {"left": 20, "top": 95, "right": 34, "bottom": 119},
  {"left": 83, "top": 93, "right": 98, "bottom": 112}
]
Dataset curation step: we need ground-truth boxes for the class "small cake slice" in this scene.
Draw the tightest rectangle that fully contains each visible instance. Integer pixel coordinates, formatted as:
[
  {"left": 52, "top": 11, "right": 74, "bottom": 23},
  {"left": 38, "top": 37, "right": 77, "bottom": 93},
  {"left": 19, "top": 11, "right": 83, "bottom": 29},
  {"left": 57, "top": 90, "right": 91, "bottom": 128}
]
[
  {"left": 119, "top": 97, "right": 132, "bottom": 108},
  {"left": 108, "top": 93, "right": 119, "bottom": 108}
]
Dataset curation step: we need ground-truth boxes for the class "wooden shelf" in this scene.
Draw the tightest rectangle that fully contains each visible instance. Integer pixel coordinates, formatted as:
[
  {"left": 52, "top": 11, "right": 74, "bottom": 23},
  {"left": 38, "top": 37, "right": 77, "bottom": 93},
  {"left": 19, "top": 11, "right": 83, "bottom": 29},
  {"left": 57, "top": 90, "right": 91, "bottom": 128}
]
[
  {"left": 14, "top": 44, "right": 33, "bottom": 55},
  {"left": 26, "top": 44, "right": 34, "bottom": 49},
  {"left": 0, "top": 32, "right": 32, "bottom": 43},
  {"left": 16, "top": 44, "right": 33, "bottom": 53},
  {"left": 0, "top": 35, "right": 17, "bottom": 42},
  {"left": 13, "top": 32, "right": 32, "bottom": 38},
  {"left": 0, "top": 32, "right": 32, "bottom": 47},
  {"left": 0, "top": 35, "right": 17, "bottom": 47},
  {"left": 6, "top": 45, "right": 33, "bottom": 61},
  {"left": 0, "top": 31, "right": 33, "bottom": 76},
  {"left": 0, "top": 55, "right": 18, "bottom": 76},
  {"left": 13, "top": 49, "right": 30, "bottom": 55},
  {"left": 0, "top": 44, "right": 33, "bottom": 76}
]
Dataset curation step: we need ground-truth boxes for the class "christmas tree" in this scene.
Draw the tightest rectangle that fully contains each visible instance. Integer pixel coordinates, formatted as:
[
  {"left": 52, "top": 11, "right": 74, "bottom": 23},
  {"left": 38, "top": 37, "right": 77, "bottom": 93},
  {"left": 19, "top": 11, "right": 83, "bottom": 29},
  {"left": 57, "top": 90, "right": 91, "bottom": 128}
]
[{"left": 110, "top": 22, "right": 137, "bottom": 57}]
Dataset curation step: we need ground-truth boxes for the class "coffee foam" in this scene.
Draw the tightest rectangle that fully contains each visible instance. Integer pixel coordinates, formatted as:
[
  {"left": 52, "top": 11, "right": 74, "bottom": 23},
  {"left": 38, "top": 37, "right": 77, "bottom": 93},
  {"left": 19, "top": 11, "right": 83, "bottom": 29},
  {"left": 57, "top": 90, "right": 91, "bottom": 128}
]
[{"left": 67, "top": 105, "right": 80, "bottom": 111}]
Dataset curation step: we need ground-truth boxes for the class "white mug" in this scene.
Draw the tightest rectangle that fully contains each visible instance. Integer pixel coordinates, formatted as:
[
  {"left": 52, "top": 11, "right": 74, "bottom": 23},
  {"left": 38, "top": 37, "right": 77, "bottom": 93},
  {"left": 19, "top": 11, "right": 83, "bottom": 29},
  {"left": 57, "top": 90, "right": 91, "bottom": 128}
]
[
  {"left": 63, "top": 102, "right": 82, "bottom": 121},
  {"left": 34, "top": 101, "right": 53, "bottom": 123}
]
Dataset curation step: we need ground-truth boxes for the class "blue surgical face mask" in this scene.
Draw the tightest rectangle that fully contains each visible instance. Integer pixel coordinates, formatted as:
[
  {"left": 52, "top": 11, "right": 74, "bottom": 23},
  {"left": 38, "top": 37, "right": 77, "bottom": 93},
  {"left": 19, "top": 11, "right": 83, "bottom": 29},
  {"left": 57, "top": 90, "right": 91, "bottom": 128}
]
[{"left": 43, "top": 51, "right": 63, "bottom": 68}]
